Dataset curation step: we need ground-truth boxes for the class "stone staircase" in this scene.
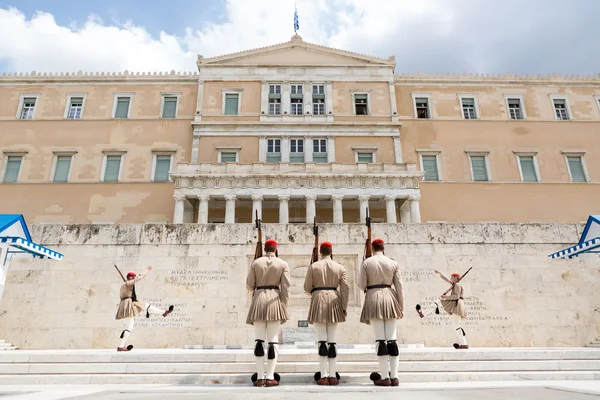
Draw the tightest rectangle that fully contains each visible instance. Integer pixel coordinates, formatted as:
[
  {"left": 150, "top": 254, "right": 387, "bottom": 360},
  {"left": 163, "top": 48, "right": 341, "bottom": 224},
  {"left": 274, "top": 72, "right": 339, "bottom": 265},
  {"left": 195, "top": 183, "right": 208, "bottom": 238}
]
[
  {"left": 0, "top": 347, "right": 599, "bottom": 385},
  {"left": 587, "top": 339, "right": 600, "bottom": 348},
  {"left": 0, "top": 340, "right": 17, "bottom": 351}
]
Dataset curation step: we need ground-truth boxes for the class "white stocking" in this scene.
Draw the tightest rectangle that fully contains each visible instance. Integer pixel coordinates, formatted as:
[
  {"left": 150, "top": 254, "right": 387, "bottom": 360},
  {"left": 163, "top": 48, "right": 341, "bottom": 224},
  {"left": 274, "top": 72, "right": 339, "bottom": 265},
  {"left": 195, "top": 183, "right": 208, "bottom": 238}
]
[
  {"left": 265, "top": 321, "right": 280, "bottom": 380},
  {"left": 145, "top": 304, "right": 165, "bottom": 315},
  {"left": 371, "top": 318, "right": 389, "bottom": 378},
  {"left": 385, "top": 319, "right": 399, "bottom": 379},
  {"left": 253, "top": 321, "right": 266, "bottom": 379},
  {"left": 118, "top": 318, "right": 134, "bottom": 348},
  {"left": 327, "top": 322, "right": 338, "bottom": 377},
  {"left": 452, "top": 314, "right": 467, "bottom": 345},
  {"left": 421, "top": 302, "right": 439, "bottom": 317},
  {"left": 314, "top": 322, "right": 328, "bottom": 377}
]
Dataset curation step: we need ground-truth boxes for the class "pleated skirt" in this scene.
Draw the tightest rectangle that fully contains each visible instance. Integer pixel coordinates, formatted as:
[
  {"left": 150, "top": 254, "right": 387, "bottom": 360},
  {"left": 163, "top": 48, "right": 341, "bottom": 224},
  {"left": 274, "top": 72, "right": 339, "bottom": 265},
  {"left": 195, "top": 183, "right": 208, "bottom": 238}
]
[
  {"left": 307, "top": 290, "right": 346, "bottom": 324},
  {"left": 441, "top": 298, "right": 466, "bottom": 318},
  {"left": 115, "top": 299, "right": 143, "bottom": 320},
  {"left": 246, "top": 288, "right": 289, "bottom": 325},
  {"left": 360, "top": 287, "right": 402, "bottom": 324}
]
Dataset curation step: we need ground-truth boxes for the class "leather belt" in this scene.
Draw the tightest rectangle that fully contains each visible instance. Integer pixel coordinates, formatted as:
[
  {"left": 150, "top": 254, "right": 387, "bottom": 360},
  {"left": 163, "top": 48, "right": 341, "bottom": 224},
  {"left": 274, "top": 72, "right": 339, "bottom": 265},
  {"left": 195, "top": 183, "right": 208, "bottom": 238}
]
[
  {"left": 311, "top": 287, "right": 336, "bottom": 293},
  {"left": 366, "top": 284, "right": 392, "bottom": 290},
  {"left": 256, "top": 285, "right": 279, "bottom": 290}
]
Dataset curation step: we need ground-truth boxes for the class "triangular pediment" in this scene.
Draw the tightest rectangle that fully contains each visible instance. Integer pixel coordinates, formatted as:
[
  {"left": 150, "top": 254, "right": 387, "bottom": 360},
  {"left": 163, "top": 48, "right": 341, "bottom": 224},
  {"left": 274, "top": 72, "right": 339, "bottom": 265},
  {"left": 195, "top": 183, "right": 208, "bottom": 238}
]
[{"left": 198, "top": 35, "right": 395, "bottom": 67}]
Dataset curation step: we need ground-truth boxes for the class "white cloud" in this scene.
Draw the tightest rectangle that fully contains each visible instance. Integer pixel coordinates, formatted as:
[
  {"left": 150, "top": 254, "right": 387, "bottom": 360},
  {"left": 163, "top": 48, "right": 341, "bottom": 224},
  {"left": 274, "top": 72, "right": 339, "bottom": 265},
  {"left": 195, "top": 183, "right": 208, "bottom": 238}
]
[{"left": 1, "top": 0, "right": 599, "bottom": 74}]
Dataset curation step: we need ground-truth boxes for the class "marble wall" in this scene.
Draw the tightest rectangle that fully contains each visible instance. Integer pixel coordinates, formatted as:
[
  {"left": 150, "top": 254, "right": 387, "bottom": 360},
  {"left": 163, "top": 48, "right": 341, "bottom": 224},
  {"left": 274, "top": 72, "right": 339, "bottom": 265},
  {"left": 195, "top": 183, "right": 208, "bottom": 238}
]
[{"left": 1, "top": 222, "right": 598, "bottom": 349}]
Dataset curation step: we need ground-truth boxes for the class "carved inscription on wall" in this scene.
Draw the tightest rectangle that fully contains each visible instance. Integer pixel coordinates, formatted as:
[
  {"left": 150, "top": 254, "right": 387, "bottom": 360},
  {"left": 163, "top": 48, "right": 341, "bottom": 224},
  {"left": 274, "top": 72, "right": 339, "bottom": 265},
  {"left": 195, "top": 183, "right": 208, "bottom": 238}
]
[
  {"left": 132, "top": 297, "right": 193, "bottom": 328},
  {"left": 169, "top": 269, "right": 229, "bottom": 287},
  {"left": 419, "top": 295, "right": 508, "bottom": 327}
]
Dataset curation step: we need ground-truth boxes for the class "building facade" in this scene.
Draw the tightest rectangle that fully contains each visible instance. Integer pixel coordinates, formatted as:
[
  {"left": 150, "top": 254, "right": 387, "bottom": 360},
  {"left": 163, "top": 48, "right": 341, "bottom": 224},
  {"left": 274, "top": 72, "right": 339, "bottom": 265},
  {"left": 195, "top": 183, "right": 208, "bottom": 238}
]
[{"left": 1, "top": 35, "right": 599, "bottom": 224}]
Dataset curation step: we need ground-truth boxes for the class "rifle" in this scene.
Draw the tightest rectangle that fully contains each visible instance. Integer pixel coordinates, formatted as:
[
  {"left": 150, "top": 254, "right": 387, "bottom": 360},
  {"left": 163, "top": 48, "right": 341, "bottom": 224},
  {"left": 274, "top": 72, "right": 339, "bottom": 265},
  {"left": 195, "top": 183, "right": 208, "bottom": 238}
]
[
  {"left": 442, "top": 267, "right": 473, "bottom": 296},
  {"left": 363, "top": 207, "right": 372, "bottom": 261},
  {"left": 311, "top": 217, "right": 319, "bottom": 264},
  {"left": 112, "top": 261, "right": 126, "bottom": 283},
  {"left": 254, "top": 210, "right": 263, "bottom": 260}
]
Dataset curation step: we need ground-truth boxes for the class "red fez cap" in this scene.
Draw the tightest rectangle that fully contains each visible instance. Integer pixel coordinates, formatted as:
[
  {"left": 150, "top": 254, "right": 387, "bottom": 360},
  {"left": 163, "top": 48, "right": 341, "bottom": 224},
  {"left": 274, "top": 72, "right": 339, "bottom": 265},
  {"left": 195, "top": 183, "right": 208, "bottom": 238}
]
[
  {"left": 320, "top": 241, "right": 333, "bottom": 249},
  {"left": 372, "top": 238, "right": 384, "bottom": 245},
  {"left": 127, "top": 272, "right": 136, "bottom": 278},
  {"left": 265, "top": 239, "right": 278, "bottom": 247},
  {"left": 451, "top": 272, "right": 460, "bottom": 278}
]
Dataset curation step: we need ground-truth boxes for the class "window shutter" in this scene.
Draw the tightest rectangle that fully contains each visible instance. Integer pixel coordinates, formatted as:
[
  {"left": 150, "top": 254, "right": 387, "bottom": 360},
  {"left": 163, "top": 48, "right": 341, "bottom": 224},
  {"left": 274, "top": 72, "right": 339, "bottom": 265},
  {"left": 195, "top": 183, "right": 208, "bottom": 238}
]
[
  {"left": 470, "top": 156, "right": 488, "bottom": 181},
  {"left": 162, "top": 97, "right": 177, "bottom": 118},
  {"left": 519, "top": 156, "right": 537, "bottom": 182},
  {"left": 357, "top": 153, "right": 373, "bottom": 163},
  {"left": 104, "top": 156, "right": 122, "bottom": 182},
  {"left": 422, "top": 155, "right": 439, "bottom": 181},
  {"left": 567, "top": 156, "right": 586, "bottom": 182},
  {"left": 220, "top": 152, "right": 237, "bottom": 163},
  {"left": 4, "top": 156, "right": 22, "bottom": 182},
  {"left": 53, "top": 156, "right": 72, "bottom": 182},
  {"left": 462, "top": 98, "right": 474, "bottom": 106},
  {"left": 224, "top": 94, "right": 239, "bottom": 115},
  {"left": 154, "top": 155, "right": 171, "bottom": 181},
  {"left": 115, "top": 97, "right": 130, "bottom": 118}
]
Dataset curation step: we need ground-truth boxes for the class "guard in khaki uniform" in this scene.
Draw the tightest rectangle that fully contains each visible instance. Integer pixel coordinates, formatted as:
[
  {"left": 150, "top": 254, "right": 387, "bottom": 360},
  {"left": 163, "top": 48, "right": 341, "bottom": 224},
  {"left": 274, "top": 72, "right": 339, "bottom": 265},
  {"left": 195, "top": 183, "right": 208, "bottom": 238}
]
[
  {"left": 303, "top": 241, "right": 349, "bottom": 386},
  {"left": 115, "top": 266, "right": 174, "bottom": 351},
  {"left": 246, "top": 239, "right": 291, "bottom": 387},
  {"left": 358, "top": 238, "right": 404, "bottom": 387}
]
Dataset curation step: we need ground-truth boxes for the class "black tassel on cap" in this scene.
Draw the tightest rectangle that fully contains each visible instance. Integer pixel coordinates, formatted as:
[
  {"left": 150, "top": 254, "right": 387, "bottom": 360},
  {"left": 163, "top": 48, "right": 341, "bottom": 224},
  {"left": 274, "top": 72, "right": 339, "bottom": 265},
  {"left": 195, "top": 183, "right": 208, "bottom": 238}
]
[
  {"left": 387, "top": 340, "right": 399, "bottom": 356},
  {"left": 318, "top": 341, "right": 328, "bottom": 356},
  {"left": 376, "top": 340, "right": 388, "bottom": 356},
  {"left": 254, "top": 339, "right": 264, "bottom": 357},
  {"left": 328, "top": 342, "right": 337, "bottom": 358},
  {"left": 267, "top": 342, "right": 276, "bottom": 360}
]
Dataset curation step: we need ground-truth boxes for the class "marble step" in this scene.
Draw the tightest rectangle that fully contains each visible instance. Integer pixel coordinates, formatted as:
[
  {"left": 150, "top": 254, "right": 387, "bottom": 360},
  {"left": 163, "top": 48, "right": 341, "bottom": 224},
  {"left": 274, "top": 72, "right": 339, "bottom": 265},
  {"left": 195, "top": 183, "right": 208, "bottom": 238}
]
[
  {"left": 2, "top": 348, "right": 600, "bottom": 364},
  {"left": 1, "top": 359, "right": 599, "bottom": 375},
  {"left": 1, "top": 370, "right": 599, "bottom": 385}
]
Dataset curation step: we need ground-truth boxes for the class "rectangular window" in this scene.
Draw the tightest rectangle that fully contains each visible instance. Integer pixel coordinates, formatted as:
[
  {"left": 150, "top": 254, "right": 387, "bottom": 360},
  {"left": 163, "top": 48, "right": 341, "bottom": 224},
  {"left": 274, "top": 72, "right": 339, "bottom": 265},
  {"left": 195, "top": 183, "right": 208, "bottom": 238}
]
[
  {"left": 53, "top": 155, "right": 72, "bottom": 182},
  {"left": 290, "top": 139, "right": 304, "bottom": 162},
  {"left": 518, "top": 155, "right": 538, "bottom": 182},
  {"left": 416, "top": 98, "right": 429, "bottom": 119},
  {"left": 220, "top": 152, "right": 237, "bottom": 163},
  {"left": 313, "top": 139, "right": 327, "bottom": 163},
  {"left": 291, "top": 98, "right": 303, "bottom": 115},
  {"left": 3, "top": 156, "right": 23, "bottom": 182},
  {"left": 313, "top": 85, "right": 325, "bottom": 115},
  {"left": 162, "top": 96, "right": 178, "bottom": 118},
  {"left": 507, "top": 98, "right": 523, "bottom": 120},
  {"left": 553, "top": 99, "right": 569, "bottom": 120},
  {"left": 268, "top": 99, "right": 281, "bottom": 115},
  {"left": 154, "top": 155, "right": 172, "bottom": 181},
  {"left": 421, "top": 155, "right": 439, "bottom": 181},
  {"left": 566, "top": 156, "right": 587, "bottom": 182},
  {"left": 469, "top": 155, "right": 489, "bottom": 181},
  {"left": 461, "top": 98, "right": 477, "bottom": 119},
  {"left": 354, "top": 94, "right": 368, "bottom": 115},
  {"left": 224, "top": 93, "right": 239, "bottom": 115},
  {"left": 20, "top": 97, "right": 37, "bottom": 120},
  {"left": 67, "top": 97, "right": 84, "bottom": 119},
  {"left": 357, "top": 152, "right": 374, "bottom": 163},
  {"left": 103, "top": 155, "right": 122, "bottom": 182},
  {"left": 269, "top": 84, "right": 281, "bottom": 94},
  {"left": 267, "top": 139, "right": 281, "bottom": 163},
  {"left": 313, "top": 85, "right": 325, "bottom": 95},
  {"left": 291, "top": 84, "right": 303, "bottom": 95},
  {"left": 114, "top": 97, "right": 131, "bottom": 118}
]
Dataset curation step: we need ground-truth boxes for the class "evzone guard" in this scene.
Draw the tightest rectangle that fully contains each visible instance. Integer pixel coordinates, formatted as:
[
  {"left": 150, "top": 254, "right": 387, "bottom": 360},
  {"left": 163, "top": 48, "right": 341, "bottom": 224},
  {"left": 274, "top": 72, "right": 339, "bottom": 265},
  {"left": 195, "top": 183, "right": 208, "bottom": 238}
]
[
  {"left": 303, "top": 235, "right": 349, "bottom": 385},
  {"left": 247, "top": 216, "right": 291, "bottom": 388},
  {"left": 358, "top": 238, "right": 404, "bottom": 387},
  {"left": 114, "top": 265, "right": 174, "bottom": 352},
  {"left": 415, "top": 268, "right": 471, "bottom": 349}
]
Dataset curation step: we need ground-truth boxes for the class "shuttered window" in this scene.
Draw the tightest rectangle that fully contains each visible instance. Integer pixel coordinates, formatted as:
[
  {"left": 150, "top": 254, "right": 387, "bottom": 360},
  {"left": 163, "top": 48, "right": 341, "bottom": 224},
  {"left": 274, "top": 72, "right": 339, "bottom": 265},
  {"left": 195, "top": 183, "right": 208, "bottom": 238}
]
[
  {"left": 154, "top": 155, "right": 171, "bottom": 181},
  {"left": 519, "top": 156, "right": 538, "bottom": 182},
  {"left": 567, "top": 156, "right": 587, "bottom": 182},
  {"left": 422, "top": 155, "right": 439, "bottom": 181},
  {"left": 114, "top": 97, "right": 130, "bottom": 118},
  {"left": 224, "top": 94, "right": 239, "bottom": 115},
  {"left": 53, "top": 155, "right": 72, "bottom": 182},
  {"left": 357, "top": 153, "right": 374, "bottom": 163},
  {"left": 103, "top": 155, "right": 122, "bottom": 182},
  {"left": 470, "top": 156, "right": 489, "bottom": 181},
  {"left": 220, "top": 152, "right": 237, "bottom": 163},
  {"left": 162, "top": 97, "right": 177, "bottom": 118},
  {"left": 3, "top": 156, "right": 23, "bottom": 182}
]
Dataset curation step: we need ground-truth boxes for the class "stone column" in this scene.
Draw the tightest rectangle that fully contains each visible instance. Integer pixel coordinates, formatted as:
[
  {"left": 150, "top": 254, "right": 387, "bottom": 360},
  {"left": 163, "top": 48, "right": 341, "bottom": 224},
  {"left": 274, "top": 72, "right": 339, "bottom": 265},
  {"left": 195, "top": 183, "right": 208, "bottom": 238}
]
[
  {"left": 258, "top": 136, "right": 267, "bottom": 162},
  {"left": 409, "top": 195, "right": 421, "bottom": 223},
  {"left": 332, "top": 195, "right": 344, "bottom": 224},
  {"left": 281, "top": 136, "right": 290, "bottom": 162},
  {"left": 393, "top": 136, "right": 403, "bottom": 164},
  {"left": 260, "top": 81, "right": 268, "bottom": 114},
  {"left": 327, "top": 136, "right": 336, "bottom": 162},
  {"left": 305, "top": 195, "right": 317, "bottom": 223},
  {"left": 282, "top": 81, "right": 291, "bottom": 115},
  {"left": 399, "top": 199, "right": 411, "bottom": 224},
  {"left": 278, "top": 195, "right": 290, "bottom": 224},
  {"left": 173, "top": 194, "right": 186, "bottom": 224},
  {"left": 194, "top": 80, "right": 204, "bottom": 122},
  {"left": 358, "top": 195, "right": 370, "bottom": 223},
  {"left": 325, "top": 81, "right": 333, "bottom": 115},
  {"left": 224, "top": 195, "right": 236, "bottom": 224},
  {"left": 304, "top": 135, "right": 313, "bottom": 162},
  {"left": 388, "top": 81, "right": 398, "bottom": 116},
  {"left": 384, "top": 195, "right": 398, "bottom": 223},
  {"left": 251, "top": 195, "right": 263, "bottom": 221},
  {"left": 197, "top": 194, "right": 210, "bottom": 224}
]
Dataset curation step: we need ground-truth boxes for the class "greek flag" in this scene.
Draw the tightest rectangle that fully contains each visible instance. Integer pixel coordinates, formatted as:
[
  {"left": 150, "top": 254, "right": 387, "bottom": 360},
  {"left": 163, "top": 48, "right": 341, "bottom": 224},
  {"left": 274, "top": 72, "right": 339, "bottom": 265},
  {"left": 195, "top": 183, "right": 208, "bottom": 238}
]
[{"left": 294, "top": 8, "right": 299, "bottom": 33}]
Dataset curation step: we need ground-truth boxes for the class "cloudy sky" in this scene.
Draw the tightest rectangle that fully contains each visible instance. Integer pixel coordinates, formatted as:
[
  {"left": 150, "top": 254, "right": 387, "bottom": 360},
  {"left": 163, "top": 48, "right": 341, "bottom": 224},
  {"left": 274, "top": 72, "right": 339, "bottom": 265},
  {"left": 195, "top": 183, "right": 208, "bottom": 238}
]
[{"left": 1, "top": 0, "right": 599, "bottom": 75}]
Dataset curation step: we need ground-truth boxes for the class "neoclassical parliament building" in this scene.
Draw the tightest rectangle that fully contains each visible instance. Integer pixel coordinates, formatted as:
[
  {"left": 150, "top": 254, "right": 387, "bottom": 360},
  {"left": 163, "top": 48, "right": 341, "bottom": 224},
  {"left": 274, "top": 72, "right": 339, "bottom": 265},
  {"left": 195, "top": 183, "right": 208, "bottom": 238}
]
[{"left": 1, "top": 35, "right": 599, "bottom": 225}]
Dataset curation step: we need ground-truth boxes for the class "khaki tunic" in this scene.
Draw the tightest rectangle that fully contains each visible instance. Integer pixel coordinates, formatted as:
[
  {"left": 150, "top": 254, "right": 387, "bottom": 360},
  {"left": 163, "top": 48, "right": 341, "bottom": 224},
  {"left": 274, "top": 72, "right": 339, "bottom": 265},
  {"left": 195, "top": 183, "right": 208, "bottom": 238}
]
[
  {"left": 303, "top": 256, "right": 349, "bottom": 324},
  {"left": 246, "top": 252, "right": 291, "bottom": 325},
  {"left": 358, "top": 252, "right": 404, "bottom": 324},
  {"left": 439, "top": 274, "right": 466, "bottom": 318},
  {"left": 115, "top": 273, "right": 146, "bottom": 320}
]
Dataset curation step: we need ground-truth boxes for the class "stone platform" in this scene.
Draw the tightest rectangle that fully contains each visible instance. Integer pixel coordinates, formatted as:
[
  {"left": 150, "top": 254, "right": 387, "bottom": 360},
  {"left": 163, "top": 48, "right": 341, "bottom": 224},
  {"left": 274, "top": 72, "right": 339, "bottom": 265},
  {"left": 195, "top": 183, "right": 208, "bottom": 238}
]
[{"left": 1, "top": 347, "right": 599, "bottom": 385}]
